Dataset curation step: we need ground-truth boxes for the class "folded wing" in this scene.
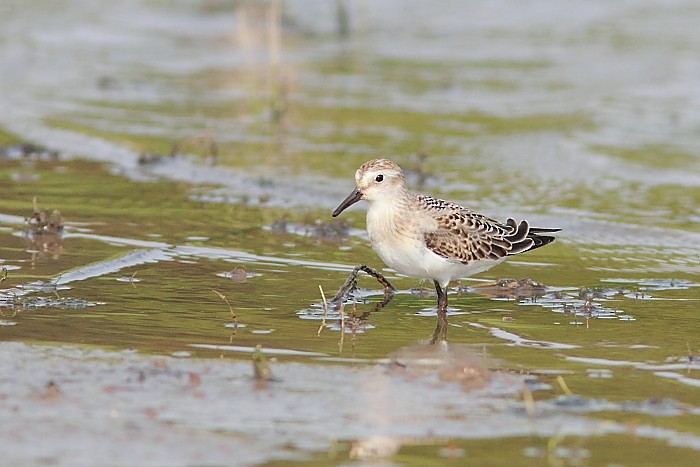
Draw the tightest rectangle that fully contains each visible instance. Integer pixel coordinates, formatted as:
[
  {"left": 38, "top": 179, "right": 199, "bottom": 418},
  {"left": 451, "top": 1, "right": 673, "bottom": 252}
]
[{"left": 420, "top": 197, "right": 558, "bottom": 264}]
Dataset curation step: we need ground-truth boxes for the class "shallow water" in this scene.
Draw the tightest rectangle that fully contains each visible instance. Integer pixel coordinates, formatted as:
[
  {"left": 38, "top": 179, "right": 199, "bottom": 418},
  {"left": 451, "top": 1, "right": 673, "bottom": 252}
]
[{"left": 1, "top": 0, "right": 700, "bottom": 465}]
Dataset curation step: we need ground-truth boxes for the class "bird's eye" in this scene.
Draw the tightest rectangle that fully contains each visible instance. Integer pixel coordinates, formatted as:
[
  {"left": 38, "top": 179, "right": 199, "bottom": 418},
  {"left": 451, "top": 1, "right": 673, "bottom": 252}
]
[{"left": 375, "top": 174, "right": 384, "bottom": 182}]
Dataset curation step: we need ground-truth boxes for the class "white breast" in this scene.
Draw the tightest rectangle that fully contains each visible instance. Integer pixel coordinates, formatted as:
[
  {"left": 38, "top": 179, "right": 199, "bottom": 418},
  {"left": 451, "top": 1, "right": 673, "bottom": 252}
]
[
  {"left": 366, "top": 200, "right": 436, "bottom": 279},
  {"left": 365, "top": 200, "right": 505, "bottom": 287}
]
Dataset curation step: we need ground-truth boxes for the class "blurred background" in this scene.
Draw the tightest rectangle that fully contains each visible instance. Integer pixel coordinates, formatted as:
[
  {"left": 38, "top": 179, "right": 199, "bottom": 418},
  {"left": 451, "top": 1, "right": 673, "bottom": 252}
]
[
  {"left": 1, "top": 1, "right": 700, "bottom": 465},
  {"left": 1, "top": 0, "right": 698, "bottom": 221}
]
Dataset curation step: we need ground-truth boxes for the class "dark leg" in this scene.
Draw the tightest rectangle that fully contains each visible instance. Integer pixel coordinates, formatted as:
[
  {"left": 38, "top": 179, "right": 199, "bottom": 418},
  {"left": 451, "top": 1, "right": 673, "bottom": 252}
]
[
  {"left": 434, "top": 280, "right": 448, "bottom": 313},
  {"left": 357, "top": 265, "right": 395, "bottom": 293},
  {"left": 330, "top": 264, "right": 395, "bottom": 306},
  {"left": 430, "top": 280, "right": 448, "bottom": 344}
]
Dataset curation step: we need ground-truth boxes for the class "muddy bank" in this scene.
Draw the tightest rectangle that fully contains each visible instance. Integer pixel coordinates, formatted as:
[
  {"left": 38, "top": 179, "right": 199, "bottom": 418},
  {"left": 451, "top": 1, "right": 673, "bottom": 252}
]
[{"left": 3, "top": 341, "right": 700, "bottom": 465}]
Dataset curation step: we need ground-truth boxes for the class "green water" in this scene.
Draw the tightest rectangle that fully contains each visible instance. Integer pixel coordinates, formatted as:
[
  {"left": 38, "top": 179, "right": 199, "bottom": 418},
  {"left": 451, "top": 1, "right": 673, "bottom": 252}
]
[{"left": 1, "top": 1, "right": 700, "bottom": 465}]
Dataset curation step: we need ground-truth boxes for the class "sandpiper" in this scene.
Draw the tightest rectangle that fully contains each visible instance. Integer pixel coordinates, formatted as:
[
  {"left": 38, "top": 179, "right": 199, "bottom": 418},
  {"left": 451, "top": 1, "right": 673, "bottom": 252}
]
[{"left": 332, "top": 158, "right": 559, "bottom": 314}]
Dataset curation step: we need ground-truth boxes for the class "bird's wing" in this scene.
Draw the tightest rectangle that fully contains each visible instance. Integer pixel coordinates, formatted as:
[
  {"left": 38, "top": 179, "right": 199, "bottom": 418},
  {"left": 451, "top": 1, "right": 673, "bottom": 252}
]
[{"left": 418, "top": 195, "right": 536, "bottom": 264}]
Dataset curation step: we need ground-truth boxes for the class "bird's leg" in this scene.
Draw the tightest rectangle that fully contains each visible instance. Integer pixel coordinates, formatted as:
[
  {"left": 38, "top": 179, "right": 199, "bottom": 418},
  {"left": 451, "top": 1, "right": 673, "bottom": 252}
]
[
  {"left": 330, "top": 265, "right": 395, "bottom": 309},
  {"left": 358, "top": 265, "right": 396, "bottom": 294},
  {"left": 434, "top": 280, "right": 448, "bottom": 313},
  {"left": 430, "top": 280, "right": 448, "bottom": 344}
]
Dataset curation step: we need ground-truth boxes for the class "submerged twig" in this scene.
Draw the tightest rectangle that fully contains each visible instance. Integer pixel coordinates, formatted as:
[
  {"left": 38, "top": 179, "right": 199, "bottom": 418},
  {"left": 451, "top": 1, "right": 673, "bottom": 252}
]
[
  {"left": 252, "top": 344, "right": 272, "bottom": 388},
  {"left": 339, "top": 300, "right": 346, "bottom": 352},
  {"left": 317, "top": 284, "right": 348, "bottom": 353},
  {"left": 317, "top": 285, "right": 329, "bottom": 337},
  {"left": 557, "top": 375, "right": 574, "bottom": 396},
  {"left": 522, "top": 384, "right": 537, "bottom": 433},
  {"left": 686, "top": 342, "right": 698, "bottom": 375},
  {"left": 212, "top": 289, "right": 237, "bottom": 325}
]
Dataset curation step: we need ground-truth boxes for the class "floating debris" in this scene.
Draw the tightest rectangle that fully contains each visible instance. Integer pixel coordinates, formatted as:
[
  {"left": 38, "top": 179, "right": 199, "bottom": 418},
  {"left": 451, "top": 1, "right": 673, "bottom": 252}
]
[
  {"left": 116, "top": 277, "right": 141, "bottom": 283},
  {"left": 602, "top": 278, "right": 700, "bottom": 291},
  {"left": 466, "top": 277, "right": 547, "bottom": 299},
  {"left": 516, "top": 285, "right": 637, "bottom": 322},
  {"left": 15, "top": 296, "right": 104, "bottom": 310},
  {"left": 0, "top": 142, "right": 59, "bottom": 160},
  {"left": 25, "top": 198, "right": 64, "bottom": 236},
  {"left": 216, "top": 266, "right": 261, "bottom": 283},
  {"left": 587, "top": 369, "right": 613, "bottom": 379},
  {"left": 624, "top": 291, "right": 655, "bottom": 300},
  {"left": 18, "top": 280, "right": 68, "bottom": 294},
  {"left": 0, "top": 290, "right": 19, "bottom": 308},
  {"left": 137, "top": 151, "right": 168, "bottom": 165},
  {"left": 22, "top": 199, "right": 65, "bottom": 257},
  {"left": 325, "top": 319, "right": 376, "bottom": 334},
  {"left": 268, "top": 217, "right": 351, "bottom": 242}
]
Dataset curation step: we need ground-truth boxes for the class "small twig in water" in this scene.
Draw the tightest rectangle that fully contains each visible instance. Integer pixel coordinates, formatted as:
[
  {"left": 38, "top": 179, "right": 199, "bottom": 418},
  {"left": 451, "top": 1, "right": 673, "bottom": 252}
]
[
  {"left": 546, "top": 431, "right": 567, "bottom": 464},
  {"left": 340, "top": 301, "right": 346, "bottom": 334},
  {"left": 557, "top": 375, "right": 574, "bottom": 396},
  {"left": 338, "top": 300, "right": 346, "bottom": 350},
  {"left": 252, "top": 344, "right": 272, "bottom": 388},
  {"left": 212, "top": 289, "right": 237, "bottom": 325},
  {"left": 522, "top": 384, "right": 537, "bottom": 432},
  {"left": 318, "top": 285, "right": 329, "bottom": 337},
  {"left": 687, "top": 342, "right": 698, "bottom": 375},
  {"left": 50, "top": 278, "right": 61, "bottom": 300}
]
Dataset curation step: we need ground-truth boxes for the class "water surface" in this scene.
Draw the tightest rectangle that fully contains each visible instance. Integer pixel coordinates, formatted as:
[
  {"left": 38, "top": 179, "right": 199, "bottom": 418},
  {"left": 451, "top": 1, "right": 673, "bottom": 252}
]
[{"left": 1, "top": 0, "right": 699, "bottom": 465}]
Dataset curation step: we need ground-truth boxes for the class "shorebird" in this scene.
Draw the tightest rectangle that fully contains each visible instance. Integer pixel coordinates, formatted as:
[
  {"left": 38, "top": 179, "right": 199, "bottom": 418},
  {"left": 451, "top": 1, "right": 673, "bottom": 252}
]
[{"left": 332, "top": 158, "right": 559, "bottom": 316}]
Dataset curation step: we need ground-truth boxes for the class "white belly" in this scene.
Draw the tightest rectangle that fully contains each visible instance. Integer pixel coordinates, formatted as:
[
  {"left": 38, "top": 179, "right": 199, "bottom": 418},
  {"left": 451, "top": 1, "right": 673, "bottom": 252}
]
[{"left": 367, "top": 211, "right": 504, "bottom": 287}]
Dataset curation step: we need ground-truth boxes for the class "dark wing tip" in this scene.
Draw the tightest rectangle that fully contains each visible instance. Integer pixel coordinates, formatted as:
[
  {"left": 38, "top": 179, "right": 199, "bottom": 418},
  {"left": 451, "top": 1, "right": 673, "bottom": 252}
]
[
  {"left": 529, "top": 227, "right": 561, "bottom": 233},
  {"left": 506, "top": 220, "right": 559, "bottom": 255}
]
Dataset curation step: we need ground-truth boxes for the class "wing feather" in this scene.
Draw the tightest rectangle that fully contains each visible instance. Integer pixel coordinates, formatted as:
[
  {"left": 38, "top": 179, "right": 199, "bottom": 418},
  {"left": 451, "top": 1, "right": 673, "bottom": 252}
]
[{"left": 417, "top": 195, "right": 557, "bottom": 264}]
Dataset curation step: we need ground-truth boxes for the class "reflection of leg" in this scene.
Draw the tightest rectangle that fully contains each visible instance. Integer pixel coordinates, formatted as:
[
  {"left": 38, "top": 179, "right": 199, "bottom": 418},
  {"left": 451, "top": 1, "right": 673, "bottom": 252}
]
[
  {"left": 431, "top": 312, "right": 448, "bottom": 344},
  {"left": 331, "top": 264, "right": 395, "bottom": 304},
  {"left": 430, "top": 280, "right": 448, "bottom": 344}
]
